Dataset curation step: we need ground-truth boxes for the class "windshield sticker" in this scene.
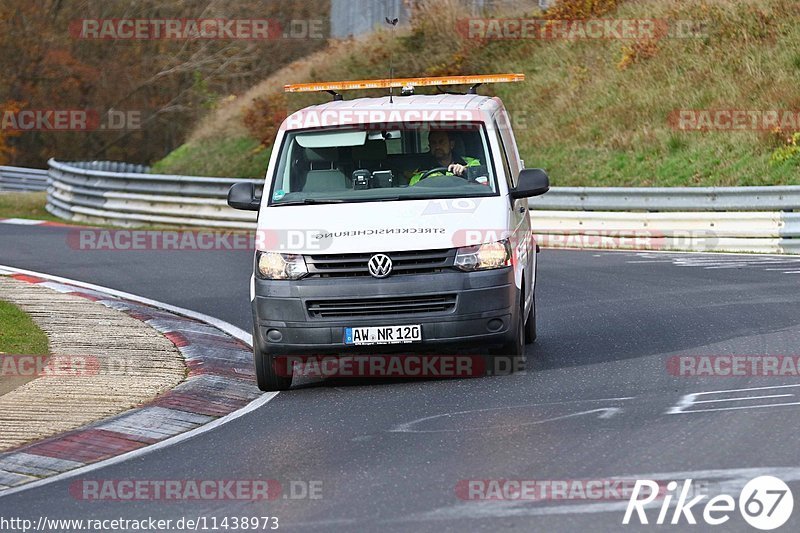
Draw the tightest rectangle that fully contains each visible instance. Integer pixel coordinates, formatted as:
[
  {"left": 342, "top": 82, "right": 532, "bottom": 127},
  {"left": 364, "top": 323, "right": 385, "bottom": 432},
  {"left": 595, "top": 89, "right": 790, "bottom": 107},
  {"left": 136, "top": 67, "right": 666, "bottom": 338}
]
[{"left": 314, "top": 228, "right": 446, "bottom": 239}]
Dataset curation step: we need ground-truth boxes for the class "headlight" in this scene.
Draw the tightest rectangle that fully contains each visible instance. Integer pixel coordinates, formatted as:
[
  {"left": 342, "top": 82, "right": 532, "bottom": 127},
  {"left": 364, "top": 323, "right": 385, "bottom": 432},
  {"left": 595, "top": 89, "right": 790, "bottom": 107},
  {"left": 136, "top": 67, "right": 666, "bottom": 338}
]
[
  {"left": 454, "top": 239, "right": 512, "bottom": 271},
  {"left": 256, "top": 251, "right": 308, "bottom": 280}
]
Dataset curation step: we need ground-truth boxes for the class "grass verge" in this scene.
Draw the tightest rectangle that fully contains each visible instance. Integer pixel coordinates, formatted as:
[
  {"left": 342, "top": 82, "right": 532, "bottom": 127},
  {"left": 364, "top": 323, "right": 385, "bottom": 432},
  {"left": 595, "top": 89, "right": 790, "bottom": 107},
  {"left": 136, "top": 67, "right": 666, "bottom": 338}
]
[
  {"left": 0, "top": 298, "right": 49, "bottom": 396},
  {"left": 0, "top": 192, "right": 62, "bottom": 222},
  {"left": 150, "top": 136, "right": 270, "bottom": 178},
  {"left": 0, "top": 191, "right": 253, "bottom": 230},
  {"left": 0, "top": 300, "right": 48, "bottom": 355}
]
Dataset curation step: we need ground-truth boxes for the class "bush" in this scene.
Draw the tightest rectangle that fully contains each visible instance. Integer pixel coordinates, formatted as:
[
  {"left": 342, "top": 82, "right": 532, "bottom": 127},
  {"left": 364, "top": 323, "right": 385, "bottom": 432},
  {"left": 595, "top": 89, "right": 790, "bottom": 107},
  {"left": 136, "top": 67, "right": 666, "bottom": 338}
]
[
  {"left": 771, "top": 132, "right": 800, "bottom": 166},
  {"left": 242, "top": 93, "right": 288, "bottom": 148},
  {"left": 544, "top": 0, "right": 622, "bottom": 19}
]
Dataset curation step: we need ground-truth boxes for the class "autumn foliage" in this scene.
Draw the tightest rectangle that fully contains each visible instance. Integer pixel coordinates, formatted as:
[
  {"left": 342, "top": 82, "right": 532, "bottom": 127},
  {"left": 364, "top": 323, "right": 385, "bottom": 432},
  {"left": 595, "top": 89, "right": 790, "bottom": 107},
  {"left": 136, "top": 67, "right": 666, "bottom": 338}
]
[
  {"left": 0, "top": 0, "right": 328, "bottom": 167},
  {"left": 0, "top": 101, "right": 23, "bottom": 165},
  {"left": 543, "top": 0, "right": 622, "bottom": 20}
]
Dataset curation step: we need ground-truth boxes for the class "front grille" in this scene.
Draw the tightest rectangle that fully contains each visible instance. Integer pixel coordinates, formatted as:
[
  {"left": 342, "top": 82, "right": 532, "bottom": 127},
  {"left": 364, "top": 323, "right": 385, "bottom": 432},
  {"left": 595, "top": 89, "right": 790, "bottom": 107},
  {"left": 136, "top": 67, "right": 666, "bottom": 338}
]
[
  {"left": 305, "top": 248, "right": 455, "bottom": 278},
  {"left": 307, "top": 294, "right": 457, "bottom": 319}
]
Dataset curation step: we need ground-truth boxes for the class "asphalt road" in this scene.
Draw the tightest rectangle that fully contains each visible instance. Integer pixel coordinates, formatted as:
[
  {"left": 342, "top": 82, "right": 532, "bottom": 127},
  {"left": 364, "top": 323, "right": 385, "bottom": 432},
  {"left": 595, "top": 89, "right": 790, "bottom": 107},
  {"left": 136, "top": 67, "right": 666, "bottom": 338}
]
[{"left": 2, "top": 223, "right": 800, "bottom": 532}]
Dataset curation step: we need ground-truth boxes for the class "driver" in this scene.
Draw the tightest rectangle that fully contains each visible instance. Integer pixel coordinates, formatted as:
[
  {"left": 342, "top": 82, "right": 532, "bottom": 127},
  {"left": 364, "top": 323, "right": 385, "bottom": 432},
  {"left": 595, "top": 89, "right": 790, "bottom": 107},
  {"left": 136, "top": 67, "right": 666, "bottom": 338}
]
[{"left": 409, "top": 129, "right": 481, "bottom": 185}]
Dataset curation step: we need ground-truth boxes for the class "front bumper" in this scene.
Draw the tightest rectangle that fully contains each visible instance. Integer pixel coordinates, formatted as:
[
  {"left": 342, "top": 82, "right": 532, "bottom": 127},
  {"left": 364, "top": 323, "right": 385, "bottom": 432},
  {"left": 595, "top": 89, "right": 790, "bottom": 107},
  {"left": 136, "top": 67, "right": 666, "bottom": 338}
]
[{"left": 252, "top": 267, "right": 517, "bottom": 354}]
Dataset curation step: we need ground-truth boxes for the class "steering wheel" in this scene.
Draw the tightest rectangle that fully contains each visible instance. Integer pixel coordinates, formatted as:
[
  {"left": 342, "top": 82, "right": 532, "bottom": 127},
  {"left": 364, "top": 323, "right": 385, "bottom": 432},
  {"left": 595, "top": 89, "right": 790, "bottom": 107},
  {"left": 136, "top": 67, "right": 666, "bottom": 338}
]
[
  {"left": 418, "top": 167, "right": 447, "bottom": 182},
  {"left": 417, "top": 166, "right": 459, "bottom": 182}
]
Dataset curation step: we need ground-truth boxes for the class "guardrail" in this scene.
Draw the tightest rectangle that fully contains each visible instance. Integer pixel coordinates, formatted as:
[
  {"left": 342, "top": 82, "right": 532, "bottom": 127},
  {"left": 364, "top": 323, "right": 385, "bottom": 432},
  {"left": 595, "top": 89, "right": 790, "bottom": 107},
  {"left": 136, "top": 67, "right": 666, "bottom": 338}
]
[
  {"left": 0, "top": 166, "right": 49, "bottom": 192},
  {"left": 45, "top": 159, "right": 800, "bottom": 254},
  {"left": 528, "top": 187, "right": 800, "bottom": 254},
  {"left": 529, "top": 210, "right": 800, "bottom": 254},
  {"left": 47, "top": 159, "right": 261, "bottom": 228},
  {"left": 529, "top": 186, "right": 800, "bottom": 212}
]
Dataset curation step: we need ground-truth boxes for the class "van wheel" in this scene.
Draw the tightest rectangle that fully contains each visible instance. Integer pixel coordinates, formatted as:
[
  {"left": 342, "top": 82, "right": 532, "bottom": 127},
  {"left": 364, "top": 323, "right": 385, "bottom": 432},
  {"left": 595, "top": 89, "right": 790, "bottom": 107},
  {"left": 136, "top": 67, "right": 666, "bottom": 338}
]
[
  {"left": 486, "top": 297, "right": 526, "bottom": 376},
  {"left": 254, "top": 350, "right": 293, "bottom": 392},
  {"left": 524, "top": 296, "right": 537, "bottom": 344}
]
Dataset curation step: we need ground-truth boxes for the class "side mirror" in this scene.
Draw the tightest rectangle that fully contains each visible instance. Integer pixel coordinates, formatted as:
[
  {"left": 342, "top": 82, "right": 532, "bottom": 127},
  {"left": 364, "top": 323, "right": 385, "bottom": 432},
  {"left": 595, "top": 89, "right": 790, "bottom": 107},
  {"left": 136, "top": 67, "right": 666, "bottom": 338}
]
[
  {"left": 227, "top": 182, "right": 261, "bottom": 211},
  {"left": 510, "top": 168, "right": 549, "bottom": 199}
]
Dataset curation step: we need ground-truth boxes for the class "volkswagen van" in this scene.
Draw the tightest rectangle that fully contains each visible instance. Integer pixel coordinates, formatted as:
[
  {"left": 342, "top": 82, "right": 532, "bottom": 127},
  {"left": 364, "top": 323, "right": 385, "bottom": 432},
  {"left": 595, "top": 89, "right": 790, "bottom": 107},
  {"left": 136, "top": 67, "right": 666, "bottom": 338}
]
[{"left": 227, "top": 74, "right": 549, "bottom": 390}]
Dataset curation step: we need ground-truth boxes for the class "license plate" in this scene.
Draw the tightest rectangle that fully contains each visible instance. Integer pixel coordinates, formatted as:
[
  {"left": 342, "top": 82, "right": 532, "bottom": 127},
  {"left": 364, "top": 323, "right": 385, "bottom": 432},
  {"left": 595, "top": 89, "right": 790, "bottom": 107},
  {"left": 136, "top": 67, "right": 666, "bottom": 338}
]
[{"left": 344, "top": 325, "right": 422, "bottom": 345}]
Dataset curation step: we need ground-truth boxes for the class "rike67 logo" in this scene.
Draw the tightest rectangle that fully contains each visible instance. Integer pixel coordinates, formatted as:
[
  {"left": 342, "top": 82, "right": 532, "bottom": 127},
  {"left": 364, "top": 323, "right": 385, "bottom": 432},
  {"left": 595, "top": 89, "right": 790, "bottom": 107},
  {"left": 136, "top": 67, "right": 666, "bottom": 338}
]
[{"left": 624, "top": 476, "right": 793, "bottom": 530}]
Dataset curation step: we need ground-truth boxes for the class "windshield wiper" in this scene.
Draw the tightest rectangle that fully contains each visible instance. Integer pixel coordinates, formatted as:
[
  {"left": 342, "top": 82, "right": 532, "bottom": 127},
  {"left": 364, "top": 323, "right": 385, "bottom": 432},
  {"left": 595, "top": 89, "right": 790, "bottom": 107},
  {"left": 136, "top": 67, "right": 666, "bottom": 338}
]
[
  {"left": 273, "top": 197, "right": 404, "bottom": 206},
  {"left": 272, "top": 194, "right": 488, "bottom": 206},
  {"left": 272, "top": 198, "right": 347, "bottom": 206}
]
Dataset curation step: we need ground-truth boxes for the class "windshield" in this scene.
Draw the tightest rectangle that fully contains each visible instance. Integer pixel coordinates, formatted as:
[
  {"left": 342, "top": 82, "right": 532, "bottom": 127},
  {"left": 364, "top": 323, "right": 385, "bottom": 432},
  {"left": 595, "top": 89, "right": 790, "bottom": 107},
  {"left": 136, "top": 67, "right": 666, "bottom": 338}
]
[{"left": 268, "top": 123, "right": 498, "bottom": 205}]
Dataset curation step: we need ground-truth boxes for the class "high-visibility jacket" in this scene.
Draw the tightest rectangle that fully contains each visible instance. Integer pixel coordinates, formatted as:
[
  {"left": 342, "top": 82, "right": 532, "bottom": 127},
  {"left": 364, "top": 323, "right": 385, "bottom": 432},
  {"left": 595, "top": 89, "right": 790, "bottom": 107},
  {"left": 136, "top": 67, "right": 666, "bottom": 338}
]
[{"left": 409, "top": 156, "right": 481, "bottom": 186}]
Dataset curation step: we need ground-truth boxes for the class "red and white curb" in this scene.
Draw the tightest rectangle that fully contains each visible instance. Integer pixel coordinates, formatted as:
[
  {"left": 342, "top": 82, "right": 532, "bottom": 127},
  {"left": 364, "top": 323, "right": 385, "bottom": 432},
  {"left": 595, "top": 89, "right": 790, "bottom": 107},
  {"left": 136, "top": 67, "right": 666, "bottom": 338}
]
[{"left": 0, "top": 268, "right": 271, "bottom": 494}]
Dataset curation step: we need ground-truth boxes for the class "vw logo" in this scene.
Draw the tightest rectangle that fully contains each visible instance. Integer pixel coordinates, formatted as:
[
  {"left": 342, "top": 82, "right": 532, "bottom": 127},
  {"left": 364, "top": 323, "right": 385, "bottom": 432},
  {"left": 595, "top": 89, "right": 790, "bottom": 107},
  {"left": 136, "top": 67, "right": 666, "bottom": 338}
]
[{"left": 367, "top": 254, "right": 393, "bottom": 278}]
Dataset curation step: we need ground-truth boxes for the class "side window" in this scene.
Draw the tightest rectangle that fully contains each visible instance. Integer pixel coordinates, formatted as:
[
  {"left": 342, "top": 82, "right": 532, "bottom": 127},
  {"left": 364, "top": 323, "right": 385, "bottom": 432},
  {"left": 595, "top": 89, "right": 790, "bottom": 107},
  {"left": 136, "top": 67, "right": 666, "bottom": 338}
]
[
  {"left": 386, "top": 138, "right": 402, "bottom": 155},
  {"left": 495, "top": 111, "right": 521, "bottom": 185},
  {"left": 274, "top": 139, "right": 295, "bottom": 193},
  {"left": 492, "top": 123, "right": 514, "bottom": 189}
]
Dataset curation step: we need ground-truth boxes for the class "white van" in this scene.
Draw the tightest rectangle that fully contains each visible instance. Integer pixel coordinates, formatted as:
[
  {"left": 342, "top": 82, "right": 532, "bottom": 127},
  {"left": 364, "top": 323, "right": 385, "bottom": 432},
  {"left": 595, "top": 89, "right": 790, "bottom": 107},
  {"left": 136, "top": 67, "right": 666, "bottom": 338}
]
[{"left": 228, "top": 74, "right": 549, "bottom": 391}]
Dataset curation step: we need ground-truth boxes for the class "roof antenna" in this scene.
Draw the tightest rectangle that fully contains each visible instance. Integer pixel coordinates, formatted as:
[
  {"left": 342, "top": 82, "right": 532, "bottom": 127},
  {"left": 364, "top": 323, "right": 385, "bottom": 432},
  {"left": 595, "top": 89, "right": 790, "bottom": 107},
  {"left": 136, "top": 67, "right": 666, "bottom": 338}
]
[{"left": 385, "top": 15, "right": 399, "bottom": 103}]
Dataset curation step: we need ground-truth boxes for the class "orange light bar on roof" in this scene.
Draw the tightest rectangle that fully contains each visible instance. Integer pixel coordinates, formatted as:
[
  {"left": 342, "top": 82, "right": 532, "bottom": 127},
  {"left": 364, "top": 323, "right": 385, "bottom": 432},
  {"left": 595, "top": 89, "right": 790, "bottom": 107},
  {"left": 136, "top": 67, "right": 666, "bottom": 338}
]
[{"left": 284, "top": 73, "right": 525, "bottom": 93}]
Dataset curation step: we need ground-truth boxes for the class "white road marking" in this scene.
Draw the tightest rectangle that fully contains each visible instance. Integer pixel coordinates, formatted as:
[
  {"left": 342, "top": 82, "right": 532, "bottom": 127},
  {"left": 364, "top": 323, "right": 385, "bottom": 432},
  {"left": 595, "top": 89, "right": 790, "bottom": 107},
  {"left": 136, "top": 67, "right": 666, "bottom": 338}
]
[
  {"left": 631, "top": 250, "right": 800, "bottom": 258},
  {"left": 667, "top": 384, "right": 800, "bottom": 414},
  {"left": 702, "top": 263, "right": 797, "bottom": 269},
  {"left": 0, "top": 218, "right": 47, "bottom": 225},
  {"left": 0, "top": 264, "right": 277, "bottom": 500},
  {"left": 390, "top": 400, "right": 630, "bottom": 433},
  {"left": 625, "top": 260, "right": 678, "bottom": 263},
  {"left": 674, "top": 401, "right": 800, "bottom": 414},
  {"left": 692, "top": 394, "right": 793, "bottom": 404},
  {"left": 627, "top": 252, "right": 800, "bottom": 274}
]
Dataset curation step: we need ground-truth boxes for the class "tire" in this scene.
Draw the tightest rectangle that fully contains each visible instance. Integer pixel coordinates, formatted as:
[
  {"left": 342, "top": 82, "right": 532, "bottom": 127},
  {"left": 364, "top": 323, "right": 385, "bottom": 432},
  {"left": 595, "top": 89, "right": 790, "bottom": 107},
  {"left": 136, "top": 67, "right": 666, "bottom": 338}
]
[
  {"left": 254, "top": 350, "right": 293, "bottom": 391},
  {"left": 524, "top": 295, "right": 537, "bottom": 344},
  {"left": 486, "top": 293, "right": 526, "bottom": 376}
]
